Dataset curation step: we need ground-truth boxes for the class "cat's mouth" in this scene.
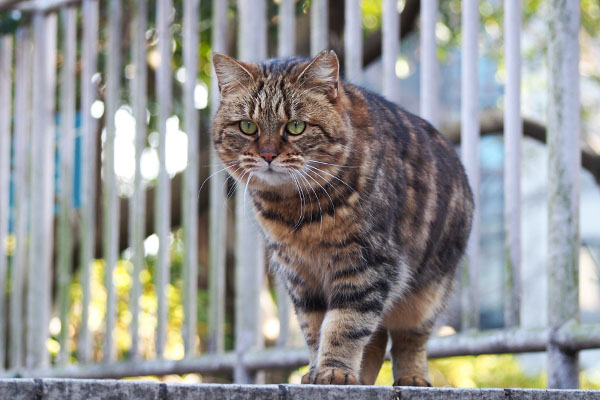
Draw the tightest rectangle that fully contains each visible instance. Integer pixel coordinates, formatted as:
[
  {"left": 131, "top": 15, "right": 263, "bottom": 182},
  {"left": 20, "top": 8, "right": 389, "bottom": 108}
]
[
  {"left": 247, "top": 162, "right": 301, "bottom": 187},
  {"left": 261, "top": 163, "right": 290, "bottom": 176}
]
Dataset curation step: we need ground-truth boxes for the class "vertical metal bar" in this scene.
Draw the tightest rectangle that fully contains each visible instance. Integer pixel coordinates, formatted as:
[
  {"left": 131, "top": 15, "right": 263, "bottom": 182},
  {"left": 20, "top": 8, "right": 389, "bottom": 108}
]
[
  {"left": 310, "top": 0, "right": 328, "bottom": 56},
  {"left": 503, "top": 0, "right": 521, "bottom": 329},
  {"left": 26, "top": 14, "right": 43, "bottom": 369},
  {"left": 182, "top": 0, "right": 200, "bottom": 357},
  {"left": 44, "top": 12, "right": 58, "bottom": 370},
  {"left": 278, "top": 0, "right": 295, "bottom": 57},
  {"left": 129, "top": 0, "right": 147, "bottom": 362},
  {"left": 45, "top": 15, "right": 58, "bottom": 364},
  {"left": 103, "top": 0, "right": 121, "bottom": 363},
  {"left": 460, "top": 0, "right": 479, "bottom": 331},
  {"left": 235, "top": 0, "right": 266, "bottom": 384},
  {"left": 344, "top": 0, "right": 362, "bottom": 83},
  {"left": 420, "top": 0, "right": 438, "bottom": 126},
  {"left": 382, "top": 0, "right": 399, "bottom": 103},
  {"left": 547, "top": 0, "right": 580, "bottom": 389},
  {"left": 155, "top": 0, "right": 173, "bottom": 359},
  {"left": 0, "top": 35, "right": 13, "bottom": 369},
  {"left": 9, "top": 27, "right": 31, "bottom": 370},
  {"left": 56, "top": 6, "right": 77, "bottom": 366},
  {"left": 27, "top": 11, "right": 57, "bottom": 369},
  {"left": 78, "top": 0, "right": 99, "bottom": 364},
  {"left": 208, "top": 0, "right": 228, "bottom": 354},
  {"left": 275, "top": 0, "right": 295, "bottom": 348}
]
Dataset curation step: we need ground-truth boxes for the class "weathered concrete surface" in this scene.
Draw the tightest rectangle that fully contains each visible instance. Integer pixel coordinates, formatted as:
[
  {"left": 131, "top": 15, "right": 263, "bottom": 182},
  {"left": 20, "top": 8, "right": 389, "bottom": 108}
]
[{"left": 0, "top": 379, "right": 598, "bottom": 399}]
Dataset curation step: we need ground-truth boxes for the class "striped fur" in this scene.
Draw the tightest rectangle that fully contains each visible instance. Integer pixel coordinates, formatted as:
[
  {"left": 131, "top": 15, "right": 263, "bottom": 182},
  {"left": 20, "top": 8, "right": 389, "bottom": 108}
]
[{"left": 212, "top": 51, "right": 474, "bottom": 386}]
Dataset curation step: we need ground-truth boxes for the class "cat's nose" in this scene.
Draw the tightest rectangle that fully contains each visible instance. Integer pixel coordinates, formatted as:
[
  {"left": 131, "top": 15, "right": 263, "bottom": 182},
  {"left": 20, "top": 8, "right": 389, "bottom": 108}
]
[{"left": 259, "top": 147, "right": 279, "bottom": 163}]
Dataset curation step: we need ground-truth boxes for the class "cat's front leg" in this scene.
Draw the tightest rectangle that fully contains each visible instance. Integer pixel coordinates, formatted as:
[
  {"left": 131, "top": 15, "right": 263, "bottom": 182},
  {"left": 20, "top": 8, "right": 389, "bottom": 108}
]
[
  {"left": 307, "top": 309, "right": 382, "bottom": 384},
  {"left": 295, "top": 308, "right": 325, "bottom": 371},
  {"left": 305, "top": 271, "right": 389, "bottom": 385},
  {"left": 282, "top": 271, "right": 327, "bottom": 372}
]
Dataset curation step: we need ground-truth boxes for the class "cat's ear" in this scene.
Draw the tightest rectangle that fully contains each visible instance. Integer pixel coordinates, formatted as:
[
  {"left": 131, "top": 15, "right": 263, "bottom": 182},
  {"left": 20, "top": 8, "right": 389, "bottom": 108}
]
[
  {"left": 212, "top": 53, "right": 256, "bottom": 96},
  {"left": 297, "top": 50, "right": 340, "bottom": 99}
]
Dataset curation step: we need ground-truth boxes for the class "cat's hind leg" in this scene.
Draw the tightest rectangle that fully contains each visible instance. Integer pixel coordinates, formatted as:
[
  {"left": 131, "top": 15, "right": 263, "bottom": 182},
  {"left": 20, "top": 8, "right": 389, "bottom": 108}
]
[
  {"left": 389, "top": 327, "right": 432, "bottom": 387},
  {"left": 359, "top": 325, "right": 388, "bottom": 385},
  {"left": 383, "top": 275, "right": 453, "bottom": 387}
]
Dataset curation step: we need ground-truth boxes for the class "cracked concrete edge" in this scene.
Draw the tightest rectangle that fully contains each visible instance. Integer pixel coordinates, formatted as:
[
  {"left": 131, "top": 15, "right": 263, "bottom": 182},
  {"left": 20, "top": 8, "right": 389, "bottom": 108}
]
[{"left": 0, "top": 379, "right": 598, "bottom": 399}]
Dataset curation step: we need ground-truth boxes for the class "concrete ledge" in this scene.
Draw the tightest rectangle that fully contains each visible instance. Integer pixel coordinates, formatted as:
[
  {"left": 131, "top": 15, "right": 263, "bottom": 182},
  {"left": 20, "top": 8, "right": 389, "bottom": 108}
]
[{"left": 0, "top": 379, "right": 598, "bottom": 399}]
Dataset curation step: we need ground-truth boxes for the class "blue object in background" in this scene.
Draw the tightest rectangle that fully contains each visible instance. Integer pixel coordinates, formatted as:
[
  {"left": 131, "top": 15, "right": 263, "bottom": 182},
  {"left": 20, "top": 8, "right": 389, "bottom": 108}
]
[{"left": 7, "top": 111, "right": 83, "bottom": 234}]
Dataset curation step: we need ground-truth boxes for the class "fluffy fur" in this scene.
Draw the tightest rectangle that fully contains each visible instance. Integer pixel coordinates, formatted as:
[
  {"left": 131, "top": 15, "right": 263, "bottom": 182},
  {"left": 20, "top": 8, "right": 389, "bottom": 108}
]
[{"left": 212, "top": 50, "right": 474, "bottom": 386}]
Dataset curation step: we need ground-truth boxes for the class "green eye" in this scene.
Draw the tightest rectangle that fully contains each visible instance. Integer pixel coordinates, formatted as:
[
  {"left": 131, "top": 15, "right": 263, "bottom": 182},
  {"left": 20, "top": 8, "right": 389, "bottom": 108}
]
[
  {"left": 285, "top": 120, "right": 306, "bottom": 135},
  {"left": 239, "top": 120, "right": 258, "bottom": 135}
]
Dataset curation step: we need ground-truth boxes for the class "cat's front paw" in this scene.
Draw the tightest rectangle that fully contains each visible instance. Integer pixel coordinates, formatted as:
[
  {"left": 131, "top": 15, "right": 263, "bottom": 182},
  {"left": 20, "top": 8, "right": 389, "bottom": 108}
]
[
  {"left": 301, "top": 367, "right": 358, "bottom": 385},
  {"left": 393, "top": 375, "right": 432, "bottom": 387}
]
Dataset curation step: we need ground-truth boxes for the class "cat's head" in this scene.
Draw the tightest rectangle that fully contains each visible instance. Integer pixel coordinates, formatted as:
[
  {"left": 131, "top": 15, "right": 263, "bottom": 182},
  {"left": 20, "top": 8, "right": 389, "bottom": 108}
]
[{"left": 212, "top": 50, "right": 352, "bottom": 190}]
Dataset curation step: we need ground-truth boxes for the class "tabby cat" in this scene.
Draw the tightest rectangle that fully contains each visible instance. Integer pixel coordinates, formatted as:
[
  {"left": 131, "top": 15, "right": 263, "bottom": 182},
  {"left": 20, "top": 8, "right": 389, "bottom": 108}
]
[{"left": 212, "top": 50, "right": 473, "bottom": 386}]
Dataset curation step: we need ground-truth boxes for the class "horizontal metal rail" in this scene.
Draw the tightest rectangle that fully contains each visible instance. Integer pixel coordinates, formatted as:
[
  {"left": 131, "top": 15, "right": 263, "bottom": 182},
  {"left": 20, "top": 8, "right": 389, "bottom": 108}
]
[
  {"left": 7, "top": 0, "right": 80, "bottom": 12},
  {"left": 2, "top": 323, "right": 598, "bottom": 379}
]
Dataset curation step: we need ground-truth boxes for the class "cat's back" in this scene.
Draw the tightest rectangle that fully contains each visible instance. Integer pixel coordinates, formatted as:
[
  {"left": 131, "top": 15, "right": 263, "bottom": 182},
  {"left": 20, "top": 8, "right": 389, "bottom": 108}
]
[
  {"left": 343, "top": 83, "right": 474, "bottom": 286},
  {"left": 344, "top": 82, "right": 471, "bottom": 206}
]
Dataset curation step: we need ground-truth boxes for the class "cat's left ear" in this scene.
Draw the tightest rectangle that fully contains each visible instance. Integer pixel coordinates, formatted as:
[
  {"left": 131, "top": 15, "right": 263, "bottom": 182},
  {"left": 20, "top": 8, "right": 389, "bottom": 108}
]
[{"left": 297, "top": 50, "right": 340, "bottom": 99}]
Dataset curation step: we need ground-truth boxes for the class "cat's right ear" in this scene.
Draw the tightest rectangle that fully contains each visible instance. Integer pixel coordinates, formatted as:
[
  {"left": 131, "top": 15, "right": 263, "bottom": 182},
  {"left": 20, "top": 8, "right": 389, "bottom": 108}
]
[{"left": 212, "top": 53, "right": 255, "bottom": 96}]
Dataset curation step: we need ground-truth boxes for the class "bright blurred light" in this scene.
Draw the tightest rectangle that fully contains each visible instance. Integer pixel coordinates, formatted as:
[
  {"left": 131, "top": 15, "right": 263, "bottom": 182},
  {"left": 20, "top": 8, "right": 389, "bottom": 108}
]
[
  {"left": 91, "top": 72, "right": 102, "bottom": 85},
  {"left": 46, "top": 338, "right": 60, "bottom": 355},
  {"left": 141, "top": 148, "right": 159, "bottom": 180},
  {"left": 166, "top": 116, "right": 188, "bottom": 175},
  {"left": 147, "top": 49, "right": 160, "bottom": 70},
  {"left": 49, "top": 316, "right": 61, "bottom": 336},
  {"left": 115, "top": 107, "right": 135, "bottom": 137},
  {"left": 144, "top": 234, "right": 159, "bottom": 256},
  {"left": 114, "top": 138, "right": 135, "bottom": 181},
  {"left": 263, "top": 317, "right": 280, "bottom": 341},
  {"left": 176, "top": 67, "right": 186, "bottom": 83},
  {"left": 435, "top": 22, "right": 451, "bottom": 43},
  {"left": 90, "top": 100, "right": 105, "bottom": 119},
  {"left": 396, "top": 0, "right": 405, "bottom": 13},
  {"left": 166, "top": 115, "right": 179, "bottom": 134},
  {"left": 437, "top": 325, "right": 456, "bottom": 337},
  {"left": 484, "top": 19, "right": 500, "bottom": 40},
  {"left": 194, "top": 83, "right": 208, "bottom": 109},
  {"left": 114, "top": 107, "right": 136, "bottom": 182},
  {"left": 395, "top": 57, "right": 410, "bottom": 78},
  {"left": 148, "top": 131, "right": 159, "bottom": 148}
]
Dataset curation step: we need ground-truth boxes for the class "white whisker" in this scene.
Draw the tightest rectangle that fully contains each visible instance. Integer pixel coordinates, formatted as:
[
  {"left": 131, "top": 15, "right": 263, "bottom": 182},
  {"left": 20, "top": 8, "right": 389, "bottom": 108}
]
[
  {"left": 306, "top": 159, "right": 361, "bottom": 169},
  {"left": 288, "top": 171, "right": 305, "bottom": 230},
  {"left": 305, "top": 164, "right": 355, "bottom": 192},
  {"left": 198, "top": 161, "right": 241, "bottom": 202},
  {"left": 303, "top": 169, "right": 336, "bottom": 224},
  {"left": 296, "top": 169, "right": 323, "bottom": 232},
  {"left": 294, "top": 170, "right": 314, "bottom": 224},
  {"left": 243, "top": 170, "right": 255, "bottom": 216}
]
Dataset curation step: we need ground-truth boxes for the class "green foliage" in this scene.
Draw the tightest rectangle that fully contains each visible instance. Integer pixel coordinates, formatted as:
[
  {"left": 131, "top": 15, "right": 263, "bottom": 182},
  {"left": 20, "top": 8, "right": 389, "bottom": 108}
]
[
  {"left": 362, "top": 0, "right": 382, "bottom": 32},
  {"left": 373, "top": 355, "right": 600, "bottom": 389},
  {"left": 581, "top": 0, "right": 600, "bottom": 37},
  {"left": 0, "top": 11, "right": 24, "bottom": 34},
  {"left": 428, "top": 355, "right": 546, "bottom": 388},
  {"left": 58, "top": 228, "right": 212, "bottom": 362}
]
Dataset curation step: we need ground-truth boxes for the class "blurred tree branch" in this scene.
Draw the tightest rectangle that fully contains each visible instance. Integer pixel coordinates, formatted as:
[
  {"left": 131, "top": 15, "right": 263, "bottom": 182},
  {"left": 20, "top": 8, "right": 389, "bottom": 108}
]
[{"left": 440, "top": 110, "right": 600, "bottom": 185}]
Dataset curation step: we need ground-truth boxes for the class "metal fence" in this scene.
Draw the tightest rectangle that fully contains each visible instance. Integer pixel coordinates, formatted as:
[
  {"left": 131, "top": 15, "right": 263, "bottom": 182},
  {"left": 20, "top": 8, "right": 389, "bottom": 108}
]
[{"left": 0, "top": 0, "right": 598, "bottom": 390}]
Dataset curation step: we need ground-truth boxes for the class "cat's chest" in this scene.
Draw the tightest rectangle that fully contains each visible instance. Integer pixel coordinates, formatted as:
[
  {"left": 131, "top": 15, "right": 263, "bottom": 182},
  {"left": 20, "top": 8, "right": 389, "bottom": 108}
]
[{"left": 253, "top": 200, "right": 357, "bottom": 251}]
